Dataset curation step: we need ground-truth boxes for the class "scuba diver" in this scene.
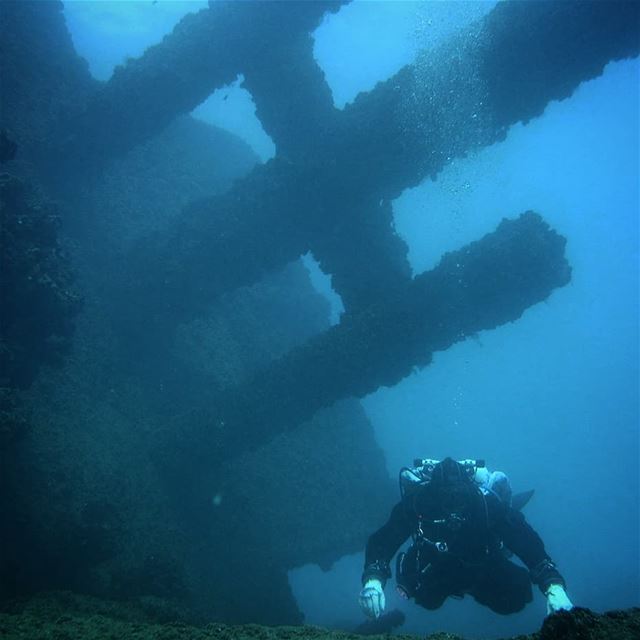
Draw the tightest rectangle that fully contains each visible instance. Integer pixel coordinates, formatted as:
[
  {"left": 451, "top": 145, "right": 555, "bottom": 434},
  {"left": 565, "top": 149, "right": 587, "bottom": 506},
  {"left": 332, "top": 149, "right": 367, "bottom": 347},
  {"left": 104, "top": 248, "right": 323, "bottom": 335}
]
[{"left": 358, "top": 457, "right": 573, "bottom": 619}]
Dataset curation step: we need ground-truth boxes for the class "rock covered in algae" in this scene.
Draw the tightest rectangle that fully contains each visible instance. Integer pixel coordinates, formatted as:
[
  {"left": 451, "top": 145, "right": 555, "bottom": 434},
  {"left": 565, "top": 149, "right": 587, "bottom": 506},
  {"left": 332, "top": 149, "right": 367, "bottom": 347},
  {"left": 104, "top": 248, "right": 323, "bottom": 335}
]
[{"left": 0, "top": 592, "right": 639, "bottom": 640}]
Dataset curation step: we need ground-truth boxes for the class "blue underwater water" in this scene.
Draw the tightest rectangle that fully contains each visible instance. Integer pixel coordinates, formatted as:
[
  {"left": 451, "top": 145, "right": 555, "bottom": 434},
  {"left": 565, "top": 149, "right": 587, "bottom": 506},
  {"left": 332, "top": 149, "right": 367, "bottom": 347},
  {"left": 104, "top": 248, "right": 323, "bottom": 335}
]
[{"left": 17, "top": 1, "right": 639, "bottom": 638}]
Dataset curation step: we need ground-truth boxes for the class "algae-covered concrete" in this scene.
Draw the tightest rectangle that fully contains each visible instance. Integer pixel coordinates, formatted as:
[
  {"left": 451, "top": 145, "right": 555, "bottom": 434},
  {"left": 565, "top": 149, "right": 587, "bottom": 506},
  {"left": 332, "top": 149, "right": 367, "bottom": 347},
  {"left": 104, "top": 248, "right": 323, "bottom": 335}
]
[
  {"left": 208, "top": 212, "right": 570, "bottom": 459},
  {"left": 113, "top": 0, "right": 640, "bottom": 319}
]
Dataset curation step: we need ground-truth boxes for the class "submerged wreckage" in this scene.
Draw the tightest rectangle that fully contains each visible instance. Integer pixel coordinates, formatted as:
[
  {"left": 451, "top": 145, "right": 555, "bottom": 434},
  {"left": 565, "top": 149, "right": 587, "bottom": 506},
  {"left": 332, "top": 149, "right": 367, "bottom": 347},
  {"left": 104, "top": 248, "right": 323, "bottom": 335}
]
[{"left": 1, "top": 0, "right": 638, "bottom": 631}]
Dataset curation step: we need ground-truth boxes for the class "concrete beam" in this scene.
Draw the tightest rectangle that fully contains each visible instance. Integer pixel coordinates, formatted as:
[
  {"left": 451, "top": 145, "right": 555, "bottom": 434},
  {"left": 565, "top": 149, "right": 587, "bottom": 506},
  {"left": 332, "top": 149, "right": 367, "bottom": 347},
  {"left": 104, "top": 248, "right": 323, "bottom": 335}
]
[
  {"left": 130, "top": 0, "right": 637, "bottom": 316},
  {"left": 210, "top": 211, "right": 570, "bottom": 457},
  {"left": 59, "top": 1, "right": 347, "bottom": 169}
]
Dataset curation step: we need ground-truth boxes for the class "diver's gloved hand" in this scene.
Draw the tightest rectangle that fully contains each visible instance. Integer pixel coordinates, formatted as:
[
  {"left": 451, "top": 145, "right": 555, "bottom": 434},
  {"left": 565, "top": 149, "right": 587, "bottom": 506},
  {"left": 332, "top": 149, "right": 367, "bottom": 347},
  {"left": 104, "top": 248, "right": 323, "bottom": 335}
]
[
  {"left": 358, "top": 579, "right": 385, "bottom": 619},
  {"left": 545, "top": 584, "right": 573, "bottom": 615}
]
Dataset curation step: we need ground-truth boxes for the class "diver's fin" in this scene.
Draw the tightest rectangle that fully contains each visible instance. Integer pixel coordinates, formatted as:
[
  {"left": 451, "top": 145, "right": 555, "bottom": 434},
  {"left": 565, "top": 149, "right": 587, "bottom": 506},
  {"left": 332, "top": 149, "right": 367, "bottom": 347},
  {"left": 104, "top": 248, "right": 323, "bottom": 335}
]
[{"left": 512, "top": 489, "right": 535, "bottom": 511}]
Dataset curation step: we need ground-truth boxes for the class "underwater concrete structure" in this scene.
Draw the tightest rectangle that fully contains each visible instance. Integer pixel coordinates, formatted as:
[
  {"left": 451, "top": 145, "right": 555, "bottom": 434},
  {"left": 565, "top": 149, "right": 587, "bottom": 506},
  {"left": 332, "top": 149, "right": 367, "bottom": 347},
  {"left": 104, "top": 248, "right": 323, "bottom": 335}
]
[
  {"left": 58, "top": 0, "right": 639, "bottom": 312},
  {"left": 0, "top": 0, "right": 638, "bottom": 631},
  {"left": 104, "top": 0, "right": 638, "bottom": 452},
  {"left": 211, "top": 212, "right": 571, "bottom": 458}
]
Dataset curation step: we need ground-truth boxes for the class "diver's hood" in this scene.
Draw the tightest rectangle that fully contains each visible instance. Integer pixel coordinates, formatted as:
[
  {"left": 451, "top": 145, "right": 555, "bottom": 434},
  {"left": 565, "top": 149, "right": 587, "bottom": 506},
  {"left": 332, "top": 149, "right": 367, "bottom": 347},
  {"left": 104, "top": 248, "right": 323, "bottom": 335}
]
[{"left": 414, "top": 458, "right": 479, "bottom": 518}]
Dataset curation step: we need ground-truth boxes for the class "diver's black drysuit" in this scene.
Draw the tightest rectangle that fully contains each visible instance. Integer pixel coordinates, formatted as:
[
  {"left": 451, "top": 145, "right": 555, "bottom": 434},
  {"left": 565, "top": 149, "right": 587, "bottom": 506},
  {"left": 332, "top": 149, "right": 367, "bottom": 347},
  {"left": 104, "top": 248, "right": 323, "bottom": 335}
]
[{"left": 362, "top": 479, "right": 565, "bottom": 614}]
